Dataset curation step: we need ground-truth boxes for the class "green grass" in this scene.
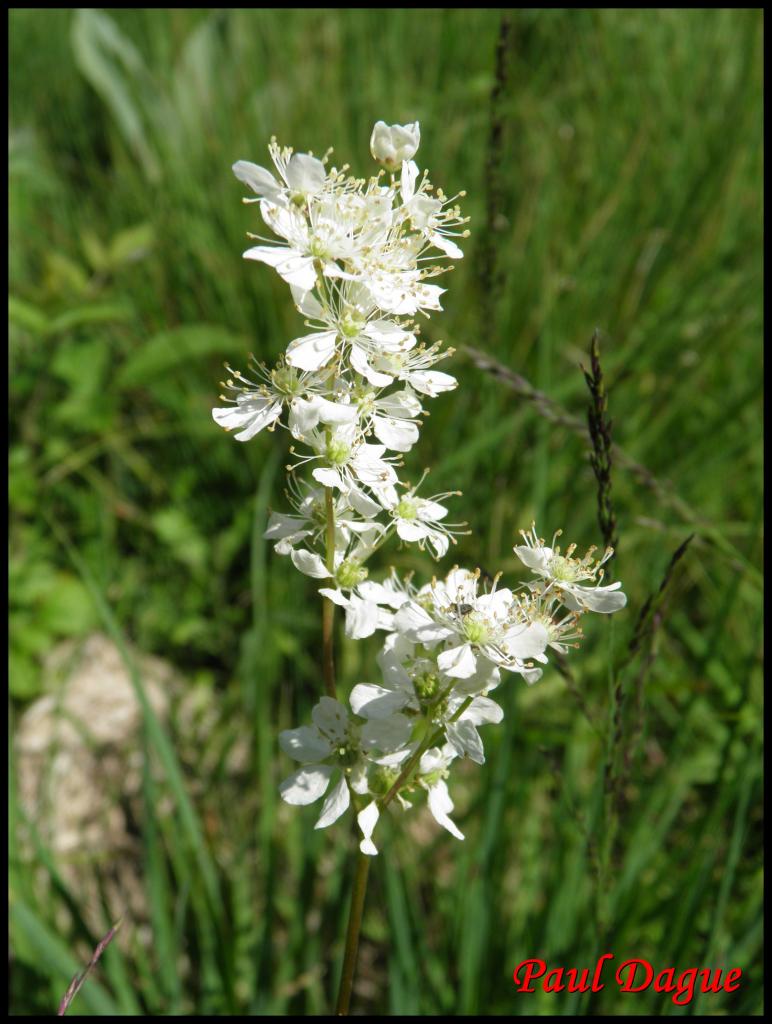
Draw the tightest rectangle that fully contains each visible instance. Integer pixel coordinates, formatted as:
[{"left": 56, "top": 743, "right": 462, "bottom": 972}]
[{"left": 9, "top": 8, "right": 763, "bottom": 1016}]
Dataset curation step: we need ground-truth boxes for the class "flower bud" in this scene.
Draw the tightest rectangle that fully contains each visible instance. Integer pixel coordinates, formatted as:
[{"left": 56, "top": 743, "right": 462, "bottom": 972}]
[{"left": 370, "top": 120, "right": 420, "bottom": 169}]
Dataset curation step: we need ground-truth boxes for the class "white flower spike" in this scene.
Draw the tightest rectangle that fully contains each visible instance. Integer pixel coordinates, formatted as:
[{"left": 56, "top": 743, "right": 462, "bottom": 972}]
[{"left": 214, "top": 123, "right": 627, "bottom": 854}]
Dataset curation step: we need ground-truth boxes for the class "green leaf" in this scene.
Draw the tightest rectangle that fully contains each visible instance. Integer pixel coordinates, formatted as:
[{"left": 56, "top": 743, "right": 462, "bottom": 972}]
[
  {"left": 51, "top": 338, "right": 113, "bottom": 430},
  {"left": 8, "top": 296, "right": 49, "bottom": 335},
  {"left": 71, "top": 8, "right": 161, "bottom": 182},
  {"left": 107, "top": 222, "right": 155, "bottom": 267},
  {"left": 151, "top": 507, "right": 208, "bottom": 573},
  {"left": 44, "top": 251, "right": 90, "bottom": 297},
  {"left": 116, "top": 324, "right": 248, "bottom": 388},
  {"left": 80, "top": 229, "right": 110, "bottom": 273},
  {"left": 46, "top": 303, "right": 134, "bottom": 336},
  {"left": 8, "top": 650, "right": 41, "bottom": 700},
  {"left": 38, "top": 573, "right": 99, "bottom": 636}
]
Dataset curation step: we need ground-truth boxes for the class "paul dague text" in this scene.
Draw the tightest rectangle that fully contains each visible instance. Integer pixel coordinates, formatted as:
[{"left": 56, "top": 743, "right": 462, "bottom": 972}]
[{"left": 512, "top": 954, "right": 742, "bottom": 1006}]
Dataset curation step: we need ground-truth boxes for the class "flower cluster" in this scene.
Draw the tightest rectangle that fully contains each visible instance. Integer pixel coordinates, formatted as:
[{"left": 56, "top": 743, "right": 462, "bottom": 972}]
[
  {"left": 214, "top": 122, "right": 469, "bottom": 594},
  {"left": 279, "top": 547, "right": 625, "bottom": 853},
  {"left": 213, "top": 122, "right": 627, "bottom": 857}
]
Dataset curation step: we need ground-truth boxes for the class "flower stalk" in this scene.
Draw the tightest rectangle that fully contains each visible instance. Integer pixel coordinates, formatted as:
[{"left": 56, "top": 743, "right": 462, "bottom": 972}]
[
  {"left": 335, "top": 846, "right": 371, "bottom": 1016},
  {"left": 322, "top": 485, "right": 337, "bottom": 698}
]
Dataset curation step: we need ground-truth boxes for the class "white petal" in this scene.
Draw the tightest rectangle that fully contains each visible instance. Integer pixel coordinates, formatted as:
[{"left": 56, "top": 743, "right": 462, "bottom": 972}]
[
  {"left": 418, "top": 500, "right": 448, "bottom": 522},
  {"left": 501, "top": 622, "right": 549, "bottom": 662},
  {"left": 442, "top": 568, "right": 478, "bottom": 601},
  {"left": 564, "top": 583, "right": 627, "bottom": 614},
  {"left": 350, "top": 344, "right": 393, "bottom": 387},
  {"left": 359, "top": 581, "right": 410, "bottom": 611},
  {"left": 394, "top": 602, "right": 452, "bottom": 644},
  {"left": 350, "top": 683, "right": 408, "bottom": 719},
  {"left": 232, "top": 160, "right": 282, "bottom": 200},
  {"left": 345, "top": 597, "right": 380, "bottom": 640},
  {"left": 426, "top": 531, "right": 450, "bottom": 559},
  {"left": 521, "top": 666, "right": 543, "bottom": 686},
  {"left": 312, "top": 467, "right": 344, "bottom": 489},
  {"left": 407, "top": 370, "right": 457, "bottom": 397},
  {"left": 348, "top": 487, "right": 382, "bottom": 518},
  {"left": 462, "top": 696, "right": 504, "bottom": 726},
  {"left": 445, "top": 720, "right": 485, "bottom": 765},
  {"left": 351, "top": 446, "right": 397, "bottom": 487},
  {"left": 311, "top": 696, "right": 350, "bottom": 744},
  {"left": 274, "top": 531, "right": 311, "bottom": 554},
  {"left": 419, "top": 746, "right": 446, "bottom": 774},
  {"left": 412, "top": 283, "right": 444, "bottom": 311},
  {"left": 452, "top": 656, "right": 501, "bottom": 696},
  {"left": 363, "top": 320, "right": 416, "bottom": 351},
  {"left": 400, "top": 159, "right": 418, "bottom": 202},
  {"left": 243, "top": 246, "right": 317, "bottom": 291},
  {"left": 285, "top": 152, "right": 326, "bottom": 194},
  {"left": 279, "top": 765, "right": 333, "bottom": 805},
  {"left": 315, "top": 773, "right": 350, "bottom": 828},
  {"left": 475, "top": 588, "right": 513, "bottom": 617},
  {"left": 373, "top": 415, "right": 419, "bottom": 453},
  {"left": 360, "top": 713, "right": 413, "bottom": 753},
  {"left": 396, "top": 520, "right": 428, "bottom": 543},
  {"left": 286, "top": 330, "right": 337, "bottom": 372},
  {"left": 513, "top": 545, "right": 551, "bottom": 573},
  {"left": 315, "top": 396, "right": 358, "bottom": 424},
  {"left": 265, "top": 512, "right": 304, "bottom": 540},
  {"left": 349, "top": 762, "right": 370, "bottom": 795},
  {"left": 288, "top": 397, "right": 323, "bottom": 436},
  {"left": 212, "top": 396, "right": 282, "bottom": 441},
  {"left": 427, "top": 780, "right": 464, "bottom": 840},
  {"left": 318, "top": 586, "right": 349, "bottom": 607},
  {"left": 437, "top": 643, "right": 478, "bottom": 679},
  {"left": 290, "top": 283, "right": 325, "bottom": 318},
  {"left": 290, "top": 549, "right": 330, "bottom": 579},
  {"left": 358, "top": 801, "right": 380, "bottom": 856},
  {"left": 279, "top": 725, "right": 333, "bottom": 763},
  {"left": 430, "top": 232, "right": 464, "bottom": 259},
  {"left": 373, "top": 744, "right": 416, "bottom": 768}
]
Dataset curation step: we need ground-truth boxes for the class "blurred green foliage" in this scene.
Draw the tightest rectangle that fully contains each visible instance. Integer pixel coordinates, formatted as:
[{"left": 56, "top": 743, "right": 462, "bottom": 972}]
[{"left": 9, "top": 8, "right": 762, "bottom": 1016}]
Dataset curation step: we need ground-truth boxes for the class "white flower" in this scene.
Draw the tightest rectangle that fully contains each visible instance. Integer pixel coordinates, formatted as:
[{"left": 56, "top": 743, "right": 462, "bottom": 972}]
[
  {"left": 351, "top": 634, "right": 502, "bottom": 764},
  {"left": 363, "top": 267, "right": 446, "bottom": 317},
  {"left": 264, "top": 482, "right": 375, "bottom": 556},
  {"left": 384, "top": 481, "right": 466, "bottom": 558},
  {"left": 320, "top": 577, "right": 411, "bottom": 640},
  {"left": 370, "top": 120, "right": 421, "bottom": 169},
  {"left": 278, "top": 696, "right": 412, "bottom": 829},
  {"left": 286, "top": 284, "right": 417, "bottom": 376},
  {"left": 394, "top": 568, "right": 549, "bottom": 680},
  {"left": 212, "top": 358, "right": 325, "bottom": 442},
  {"left": 368, "top": 341, "right": 457, "bottom": 396},
  {"left": 399, "top": 160, "right": 468, "bottom": 260},
  {"left": 514, "top": 525, "right": 627, "bottom": 614},
  {"left": 358, "top": 387, "right": 423, "bottom": 454},
  {"left": 416, "top": 745, "right": 464, "bottom": 840},
  {"left": 287, "top": 393, "right": 359, "bottom": 438},
  {"left": 233, "top": 142, "right": 327, "bottom": 208},
  {"left": 512, "top": 590, "right": 585, "bottom": 655},
  {"left": 443, "top": 694, "right": 503, "bottom": 765},
  {"left": 243, "top": 185, "right": 391, "bottom": 293},
  {"left": 306, "top": 422, "right": 400, "bottom": 509},
  {"left": 212, "top": 391, "right": 283, "bottom": 442}
]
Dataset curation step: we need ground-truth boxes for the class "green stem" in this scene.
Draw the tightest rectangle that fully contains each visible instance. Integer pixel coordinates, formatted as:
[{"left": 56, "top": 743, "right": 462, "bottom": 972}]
[
  {"left": 381, "top": 695, "right": 474, "bottom": 808},
  {"left": 335, "top": 844, "right": 371, "bottom": 1015},
  {"left": 322, "top": 486, "right": 337, "bottom": 699}
]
